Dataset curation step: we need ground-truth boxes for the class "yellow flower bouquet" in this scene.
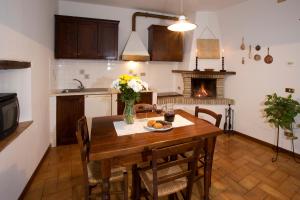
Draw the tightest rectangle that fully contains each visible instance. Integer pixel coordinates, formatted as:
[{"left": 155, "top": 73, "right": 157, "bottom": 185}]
[{"left": 112, "top": 74, "right": 148, "bottom": 124}]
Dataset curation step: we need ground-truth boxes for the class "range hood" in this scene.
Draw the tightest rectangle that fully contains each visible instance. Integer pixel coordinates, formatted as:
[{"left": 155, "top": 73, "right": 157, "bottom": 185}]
[
  {"left": 121, "top": 12, "right": 178, "bottom": 62},
  {"left": 121, "top": 31, "right": 150, "bottom": 61}
]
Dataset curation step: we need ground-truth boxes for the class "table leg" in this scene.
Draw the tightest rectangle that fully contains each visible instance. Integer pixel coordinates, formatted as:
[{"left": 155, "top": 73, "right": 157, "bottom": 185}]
[
  {"left": 100, "top": 159, "right": 111, "bottom": 200},
  {"left": 131, "top": 164, "right": 140, "bottom": 200},
  {"left": 102, "top": 178, "right": 110, "bottom": 200},
  {"left": 204, "top": 136, "right": 217, "bottom": 200}
]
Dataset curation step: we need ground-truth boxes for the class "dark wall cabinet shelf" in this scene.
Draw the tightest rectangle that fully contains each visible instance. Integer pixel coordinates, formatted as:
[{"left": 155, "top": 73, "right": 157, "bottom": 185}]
[
  {"left": 55, "top": 15, "right": 119, "bottom": 60},
  {"left": 56, "top": 95, "right": 84, "bottom": 146},
  {"left": 117, "top": 92, "right": 153, "bottom": 115},
  {"left": 0, "top": 121, "right": 33, "bottom": 152},
  {"left": 148, "top": 25, "right": 183, "bottom": 62},
  {"left": 0, "top": 60, "right": 31, "bottom": 69}
]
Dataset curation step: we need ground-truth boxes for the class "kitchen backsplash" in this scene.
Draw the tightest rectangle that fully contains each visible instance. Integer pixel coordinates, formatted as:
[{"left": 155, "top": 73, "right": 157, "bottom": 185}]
[{"left": 52, "top": 60, "right": 181, "bottom": 92}]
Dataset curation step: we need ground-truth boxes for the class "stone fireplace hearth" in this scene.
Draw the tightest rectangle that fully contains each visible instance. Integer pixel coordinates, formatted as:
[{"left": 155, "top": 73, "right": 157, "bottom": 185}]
[{"left": 157, "top": 70, "right": 235, "bottom": 105}]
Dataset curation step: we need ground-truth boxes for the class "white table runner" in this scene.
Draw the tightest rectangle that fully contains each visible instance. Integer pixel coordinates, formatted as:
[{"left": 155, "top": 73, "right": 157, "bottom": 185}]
[{"left": 113, "top": 114, "right": 194, "bottom": 136}]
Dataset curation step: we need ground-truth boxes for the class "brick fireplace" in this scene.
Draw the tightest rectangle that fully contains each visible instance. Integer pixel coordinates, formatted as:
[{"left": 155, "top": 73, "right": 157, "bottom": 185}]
[
  {"left": 191, "top": 78, "right": 217, "bottom": 98},
  {"left": 183, "top": 73, "right": 224, "bottom": 98},
  {"left": 157, "top": 70, "right": 235, "bottom": 105}
]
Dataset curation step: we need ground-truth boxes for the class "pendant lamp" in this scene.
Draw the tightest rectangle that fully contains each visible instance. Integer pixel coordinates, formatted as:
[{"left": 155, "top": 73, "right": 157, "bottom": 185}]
[{"left": 167, "top": 0, "right": 197, "bottom": 32}]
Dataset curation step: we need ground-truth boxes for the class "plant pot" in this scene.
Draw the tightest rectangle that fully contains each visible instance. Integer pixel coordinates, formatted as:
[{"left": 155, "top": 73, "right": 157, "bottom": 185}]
[
  {"left": 284, "top": 130, "right": 293, "bottom": 137},
  {"left": 123, "top": 99, "right": 135, "bottom": 124},
  {"left": 284, "top": 131, "right": 298, "bottom": 140}
]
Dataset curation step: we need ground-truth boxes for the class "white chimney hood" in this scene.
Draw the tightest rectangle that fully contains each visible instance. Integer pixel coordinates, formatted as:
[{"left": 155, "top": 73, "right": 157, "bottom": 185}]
[{"left": 122, "top": 31, "right": 150, "bottom": 61}]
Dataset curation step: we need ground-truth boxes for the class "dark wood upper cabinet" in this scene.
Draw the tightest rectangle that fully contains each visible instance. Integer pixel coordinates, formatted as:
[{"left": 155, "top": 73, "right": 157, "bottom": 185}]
[
  {"left": 148, "top": 25, "right": 183, "bottom": 62},
  {"left": 78, "top": 21, "right": 98, "bottom": 58},
  {"left": 55, "top": 17, "right": 78, "bottom": 58},
  {"left": 55, "top": 15, "right": 119, "bottom": 59},
  {"left": 56, "top": 95, "right": 84, "bottom": 146},
  {"left": 98, "top": 21, "right": 119, "bottom": 60}
]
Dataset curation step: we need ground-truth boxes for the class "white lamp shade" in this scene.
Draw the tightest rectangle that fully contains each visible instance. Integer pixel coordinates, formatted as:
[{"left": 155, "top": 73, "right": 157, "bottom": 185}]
[{"left": 167, "top": 15, "right": 197, "bottom": 32}]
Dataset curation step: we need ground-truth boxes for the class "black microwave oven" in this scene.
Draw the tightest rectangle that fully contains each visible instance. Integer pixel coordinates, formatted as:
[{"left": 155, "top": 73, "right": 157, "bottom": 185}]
[{"left": 0, "top": 93, "right": 20, "bottom": 140}]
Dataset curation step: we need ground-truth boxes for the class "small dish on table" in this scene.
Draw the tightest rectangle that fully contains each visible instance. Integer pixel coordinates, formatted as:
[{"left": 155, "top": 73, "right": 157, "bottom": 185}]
[{"left": 144, "top": 120, "right": 173, "bottom": 132}]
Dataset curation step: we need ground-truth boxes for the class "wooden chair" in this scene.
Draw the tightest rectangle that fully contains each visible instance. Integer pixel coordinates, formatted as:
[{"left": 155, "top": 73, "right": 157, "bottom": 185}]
[
  {"left": 193, "top": 107, "right": 222, "bottom": 182},
  {"left": 137, "top": 140, "right": 203, "bottom": 200},
  {"left": 194, "top": 106, "right": 222, "bottom": 128},
  {"left": 134, "top": 103, "right": 155, "bottom": 113},
  {"left": 131, "top": 103, "right": 156, "bottom": 198},
  {"left": 76, "top": 116, "right": 128, "bottom": 200}
]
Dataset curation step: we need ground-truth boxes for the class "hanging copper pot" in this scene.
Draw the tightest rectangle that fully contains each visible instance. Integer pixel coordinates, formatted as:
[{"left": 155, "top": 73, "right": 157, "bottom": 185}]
[
  {"left": 264, "top": 48, "right": 273, "bottom": 64},
  {"left": 240, "top": 37, "right": 246, "bottom": 50},
  {"left": 254, "top": 54, "right": 261, "bottom": 61},
  {"left": 255, "top": 45, "right": 261, "bottom": 51}
]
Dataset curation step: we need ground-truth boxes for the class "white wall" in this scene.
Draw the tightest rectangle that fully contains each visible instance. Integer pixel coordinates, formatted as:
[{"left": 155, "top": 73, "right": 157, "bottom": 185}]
[
  {"left": 218, "top": 0, "right": 300, "bottom": 153},
  {"left": 186, "top": 12, "right": 223, "bottom": 71},
  {"left": 54, "top": 60, "right": 179, "bottom": 93},
  {"left": 0, "top": 0, "right": 56, "bottom": 199}
]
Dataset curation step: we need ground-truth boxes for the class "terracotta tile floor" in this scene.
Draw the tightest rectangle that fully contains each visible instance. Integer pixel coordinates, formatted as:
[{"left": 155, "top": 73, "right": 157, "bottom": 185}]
[{"left": 23, "top": 134, "right": 300, "bottom": 200}]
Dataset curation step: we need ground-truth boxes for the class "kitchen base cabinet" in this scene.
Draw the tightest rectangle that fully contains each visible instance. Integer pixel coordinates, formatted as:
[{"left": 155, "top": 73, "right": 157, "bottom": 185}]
[
  {"left": 56, "top": 95, "right": 84, "bottom": 145},
  {"left": 84, "top": 94, "right": 112, "bottom": 133},
  {"left": 117, "top": 92, "right": 153, "bottom": 115}
]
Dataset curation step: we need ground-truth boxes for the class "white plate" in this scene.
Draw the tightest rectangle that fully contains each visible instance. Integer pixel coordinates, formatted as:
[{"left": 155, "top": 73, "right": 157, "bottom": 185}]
[{"left": 144, "top": 125, "right": 173, "bottom": 132}]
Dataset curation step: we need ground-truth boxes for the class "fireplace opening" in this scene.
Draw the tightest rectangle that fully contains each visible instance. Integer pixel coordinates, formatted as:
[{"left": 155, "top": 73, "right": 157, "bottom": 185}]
[{"left": 191, "top": 78, "right": 217, "bottom": 98}]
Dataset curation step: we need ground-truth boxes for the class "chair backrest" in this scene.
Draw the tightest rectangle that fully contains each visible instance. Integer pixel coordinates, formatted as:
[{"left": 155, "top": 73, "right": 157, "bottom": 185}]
[
  {"left": 151, "top": 140, "right": 203, "bottom": 200},
  {"left": 195, "top": 106, "right": 222, "bottom": 128},
  {"left": 76, "top": 128, "right": 89, "bottom": 182},
  {"left": 76, "top": 116, "right": 90, "bottom": 198},
  {"left": 77, "top": 116, "right": 90, "bottom": 145},
  {"left": 76, "top": 116, "right": 90, "bottom": 161},
  {"left": 134, "top": 103, "right": 155, "bottom": 113}
]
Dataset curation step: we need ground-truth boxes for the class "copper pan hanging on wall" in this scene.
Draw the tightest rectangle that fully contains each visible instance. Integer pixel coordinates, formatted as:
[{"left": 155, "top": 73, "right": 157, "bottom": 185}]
[
  {"left": 254, "top": 54, "right": 261, "bottom": 61},
  {"left": 264, "top": 48, "right": 273, "bottom": 64}
]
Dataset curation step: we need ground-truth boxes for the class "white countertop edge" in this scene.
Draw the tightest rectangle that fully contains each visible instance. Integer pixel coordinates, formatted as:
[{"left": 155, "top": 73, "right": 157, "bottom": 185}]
[{"left": 49, "top": 89, "right": 157, "bottom": 97}]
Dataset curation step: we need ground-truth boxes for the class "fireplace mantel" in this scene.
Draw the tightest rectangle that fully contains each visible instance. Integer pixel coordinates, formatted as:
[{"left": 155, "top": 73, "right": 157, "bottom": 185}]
[
  {"left": 160, "top": 69, "right": 236, "bottom": 105},
  {"left": 172, "top": 70, "right": 236, "bottom": 75}
]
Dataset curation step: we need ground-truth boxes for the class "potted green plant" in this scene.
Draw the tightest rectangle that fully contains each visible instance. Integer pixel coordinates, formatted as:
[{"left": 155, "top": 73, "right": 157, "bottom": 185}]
[{"left": 264, "top": 93, "right": 300, "bottom": 161}]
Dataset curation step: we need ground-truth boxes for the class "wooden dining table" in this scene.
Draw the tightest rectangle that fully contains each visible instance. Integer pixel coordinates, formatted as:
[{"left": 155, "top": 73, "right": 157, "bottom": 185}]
[{"left": 90, "top": 109, "right": 222, "bottom": 200}]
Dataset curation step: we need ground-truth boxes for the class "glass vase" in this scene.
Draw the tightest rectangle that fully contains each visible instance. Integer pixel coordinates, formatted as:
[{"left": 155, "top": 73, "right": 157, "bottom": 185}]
[{"left": 123, "top": 99, "right": 135, "bottom": 124}]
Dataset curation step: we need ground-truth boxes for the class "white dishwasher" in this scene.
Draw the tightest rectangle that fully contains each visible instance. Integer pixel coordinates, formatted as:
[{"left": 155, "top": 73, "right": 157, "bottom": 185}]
[{"left": 84, "top": 94, "right": 112, "bottom": 134}]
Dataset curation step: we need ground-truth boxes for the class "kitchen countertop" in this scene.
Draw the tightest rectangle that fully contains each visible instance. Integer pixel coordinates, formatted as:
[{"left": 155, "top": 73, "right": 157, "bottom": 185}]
[
  {"left": 50, "top": 88, "right": 156, "bottom": 97},
  {"left": 50, "top": 88, "right": 112, "bottom": 96}
]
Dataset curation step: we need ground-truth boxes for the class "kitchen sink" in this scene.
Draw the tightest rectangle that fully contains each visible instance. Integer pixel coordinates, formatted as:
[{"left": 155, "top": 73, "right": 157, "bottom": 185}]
[
  {"left": 61, "top": 89, "right": 83, "bottom": 93},
  {"left": 61, "top": 88, "right": 110, "bottom": 93}
]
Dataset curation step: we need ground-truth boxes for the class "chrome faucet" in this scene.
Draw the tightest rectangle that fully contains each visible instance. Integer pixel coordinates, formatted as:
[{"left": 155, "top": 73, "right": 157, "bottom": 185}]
[{"left": 73, "top": 79, "right": 84, "bottom": 90}]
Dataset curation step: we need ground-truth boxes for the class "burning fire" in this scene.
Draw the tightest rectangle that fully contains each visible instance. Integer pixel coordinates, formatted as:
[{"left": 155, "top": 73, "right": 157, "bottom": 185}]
[{"left": 195, "top": 83, "right": 208, "bottom": 97}]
